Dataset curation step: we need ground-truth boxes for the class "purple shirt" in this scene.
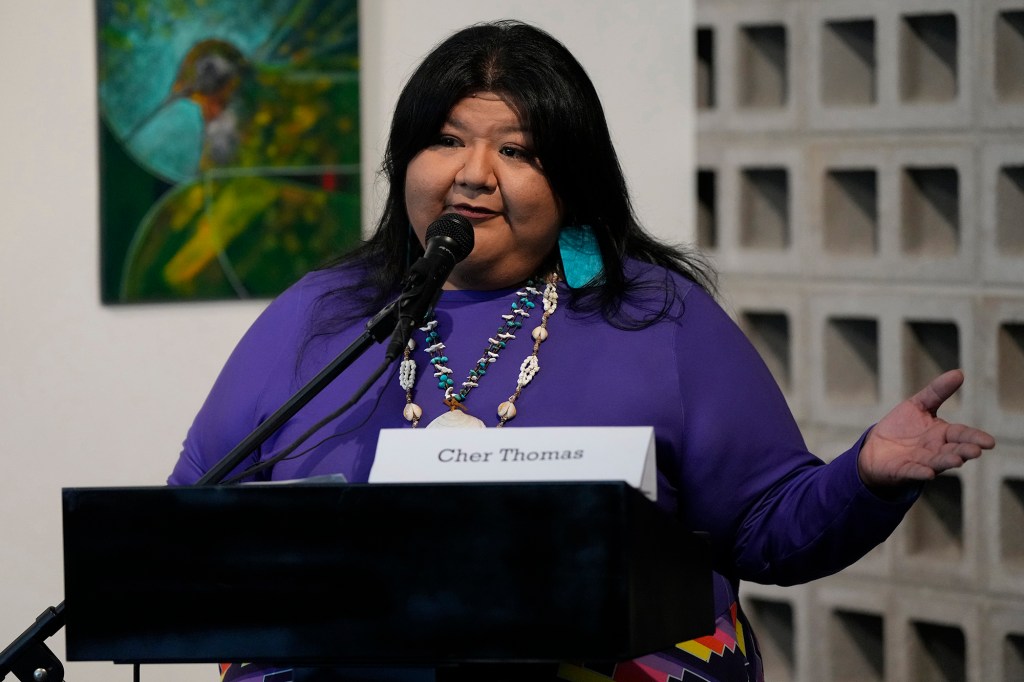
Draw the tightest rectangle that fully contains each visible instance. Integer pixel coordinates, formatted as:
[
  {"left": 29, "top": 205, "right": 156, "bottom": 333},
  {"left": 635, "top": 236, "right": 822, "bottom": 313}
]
[{"left": 172, "top": 262, "right": 915, "bottom": 681}]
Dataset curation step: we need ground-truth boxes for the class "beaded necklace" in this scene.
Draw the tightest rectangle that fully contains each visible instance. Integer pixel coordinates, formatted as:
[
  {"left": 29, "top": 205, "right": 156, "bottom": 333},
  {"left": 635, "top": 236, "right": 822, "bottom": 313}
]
[{"left": 399, "top": 273, "right": 559, "bottom": 428}]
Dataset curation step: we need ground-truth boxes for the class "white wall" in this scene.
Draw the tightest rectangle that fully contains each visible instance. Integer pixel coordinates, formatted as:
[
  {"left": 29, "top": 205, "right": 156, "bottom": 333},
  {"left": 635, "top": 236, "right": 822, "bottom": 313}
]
[{"left": 0, "top": 2, "right": 692, "bottom": 681}]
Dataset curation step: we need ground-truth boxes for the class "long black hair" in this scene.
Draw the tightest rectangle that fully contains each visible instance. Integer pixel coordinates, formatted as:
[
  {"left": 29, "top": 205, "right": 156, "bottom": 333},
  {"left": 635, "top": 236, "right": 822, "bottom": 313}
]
[{"left": 312, "top": 20, "right": 716, "bottom": 337}]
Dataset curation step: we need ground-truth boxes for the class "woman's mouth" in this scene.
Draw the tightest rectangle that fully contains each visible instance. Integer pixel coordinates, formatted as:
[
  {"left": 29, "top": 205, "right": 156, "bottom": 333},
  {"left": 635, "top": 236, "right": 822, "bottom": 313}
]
[{"left": 449, "top": 204, "right": 500, "bottom": 221}]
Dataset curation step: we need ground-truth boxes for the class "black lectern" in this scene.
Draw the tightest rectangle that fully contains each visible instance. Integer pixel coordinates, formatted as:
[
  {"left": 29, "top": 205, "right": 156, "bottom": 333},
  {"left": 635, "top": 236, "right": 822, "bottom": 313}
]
[{"left": 62, "top": 482, "right": 713, "bottom": 671}]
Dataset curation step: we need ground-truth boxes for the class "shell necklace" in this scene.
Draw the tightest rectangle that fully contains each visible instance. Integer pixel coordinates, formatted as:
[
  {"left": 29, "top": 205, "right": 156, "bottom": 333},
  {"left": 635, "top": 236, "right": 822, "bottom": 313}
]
[{"left": 399, "top": 273, "right": 559, "bottom": 428}]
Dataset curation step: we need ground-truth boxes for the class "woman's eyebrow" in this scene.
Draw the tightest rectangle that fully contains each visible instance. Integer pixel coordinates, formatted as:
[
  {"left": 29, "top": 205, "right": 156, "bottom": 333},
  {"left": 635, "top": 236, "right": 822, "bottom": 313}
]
[{"left": 444, "top": 116, "right": 526, "bottom": 136}]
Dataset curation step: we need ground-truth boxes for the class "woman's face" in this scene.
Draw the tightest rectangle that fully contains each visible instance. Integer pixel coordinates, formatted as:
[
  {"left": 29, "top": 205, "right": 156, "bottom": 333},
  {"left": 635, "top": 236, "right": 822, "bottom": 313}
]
[{"left": 405, "top": 92, "right": 563, "bottom": 290}]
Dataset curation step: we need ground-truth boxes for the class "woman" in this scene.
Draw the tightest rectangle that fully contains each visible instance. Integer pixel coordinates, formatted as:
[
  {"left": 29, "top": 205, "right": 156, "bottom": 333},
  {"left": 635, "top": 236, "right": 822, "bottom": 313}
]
[{"left": 171, "top": 21, "right": 995, "bottom": 682}]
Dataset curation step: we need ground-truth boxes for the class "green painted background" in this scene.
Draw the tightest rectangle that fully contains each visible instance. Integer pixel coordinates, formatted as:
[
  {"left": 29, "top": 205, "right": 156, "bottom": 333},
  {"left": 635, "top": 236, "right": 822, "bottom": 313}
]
[{"left": 97, "top": 0, "right": 361, "bottom": 303}]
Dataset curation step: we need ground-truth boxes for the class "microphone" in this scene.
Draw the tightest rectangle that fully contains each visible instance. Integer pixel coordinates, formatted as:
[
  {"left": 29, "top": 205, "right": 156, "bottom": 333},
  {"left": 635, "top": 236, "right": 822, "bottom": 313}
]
[{"left": 384, "top": 213, "right": 474, "bottom": 360}]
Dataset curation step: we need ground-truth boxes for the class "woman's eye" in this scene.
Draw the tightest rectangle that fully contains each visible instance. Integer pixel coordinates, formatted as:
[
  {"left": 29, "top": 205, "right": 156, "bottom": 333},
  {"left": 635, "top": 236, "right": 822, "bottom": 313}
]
[
  {"left": 436, "top": 135, "right": 460, "bottom": 147},
  {"left": 500, "top": 145, "right": 531, "bottom": 160}
]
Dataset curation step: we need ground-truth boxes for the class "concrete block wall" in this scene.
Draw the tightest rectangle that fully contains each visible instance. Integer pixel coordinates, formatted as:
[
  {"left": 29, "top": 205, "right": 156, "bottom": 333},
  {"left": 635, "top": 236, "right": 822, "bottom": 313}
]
[{"left": 694, "top": 1, "right": 1024, "bottom": 680}]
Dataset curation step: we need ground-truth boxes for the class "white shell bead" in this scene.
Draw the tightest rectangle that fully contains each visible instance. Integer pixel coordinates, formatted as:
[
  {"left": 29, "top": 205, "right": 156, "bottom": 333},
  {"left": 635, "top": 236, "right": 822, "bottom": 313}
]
[
  {"left": 531, "top": 326, "right": 548, "bottom": 342},
  {"left": 403, "top": 403, "right": 423, "bottom": 422},
  {"left": 497, "top": 401, "right": 517, "bottom": 420},
  {"left": 426, "top": 410, "right": 486, "bottom": 429}
]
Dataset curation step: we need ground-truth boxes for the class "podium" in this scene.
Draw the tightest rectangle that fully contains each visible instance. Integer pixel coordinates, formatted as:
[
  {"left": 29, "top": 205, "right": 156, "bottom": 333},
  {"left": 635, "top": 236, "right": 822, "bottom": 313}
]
[{"left": 62, "top": 482, "right": 713, "bottom": 671}]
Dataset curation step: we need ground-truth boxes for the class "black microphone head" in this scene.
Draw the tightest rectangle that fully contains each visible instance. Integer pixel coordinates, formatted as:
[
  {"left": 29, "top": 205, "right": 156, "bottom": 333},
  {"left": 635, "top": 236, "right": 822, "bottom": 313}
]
[{"left": 425, "top": 213, "right": 475, "bottom": 262}]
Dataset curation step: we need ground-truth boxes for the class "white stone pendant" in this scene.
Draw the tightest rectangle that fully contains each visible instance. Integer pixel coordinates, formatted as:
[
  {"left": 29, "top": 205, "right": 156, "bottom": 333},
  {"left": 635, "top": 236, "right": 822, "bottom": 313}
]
[{"left": 425, "top": 409, "right": 487, "bottom": 429}]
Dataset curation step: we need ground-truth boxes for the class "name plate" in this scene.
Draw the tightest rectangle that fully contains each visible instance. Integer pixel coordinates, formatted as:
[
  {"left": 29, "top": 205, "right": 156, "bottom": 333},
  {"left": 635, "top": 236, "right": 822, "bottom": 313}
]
[{"left": 371, "top": 426, "right": 656, "bottom": 501}]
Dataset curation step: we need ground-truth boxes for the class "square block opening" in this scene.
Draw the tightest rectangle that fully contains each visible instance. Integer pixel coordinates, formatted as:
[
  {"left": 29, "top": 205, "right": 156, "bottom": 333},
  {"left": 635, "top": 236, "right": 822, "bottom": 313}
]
[
  {"left": 998, "top": 323, "right": 1024, "bottom": 412},
  {"left": 747, "top": 598, "right": 795, "bottom": 682},
  {"left": 741, "top": 311, "right": 791, "bottom": 392},
  {"left": 997, "top": 166, "right": 1024, "bottom": 254},
  {"left": 740, "top": 167, "right": 790, "bottom": 249},
  {"left": 1006, "top": 632, "right": 1024, "bottom": 681},
  {"left": 909, "top": 620, "right": 965, "bottom": 682},
  {"left": 824, "top": 169, "right": 878, "bottom": 255},
  {"left": 901, "top": 167, "right": 960, "bottom": 256},
  {"left": 1000, "top": 478, "right": 1024, "bottom": 569},
  {"left": 696, "top": 26, "right": 716, "bottom": 109},
  {"left": 906, "top": 474, "right": 963, "bottom": 560},
  {"left": 903, "top": 321, "right": 960, "bottom": 409},
  {"left": 828, "top": 609, "right": 885, "bottom": 682},
  {"left": 697, "top": 169, "right": 718, "bottom": 249},
  {"left": 822, "top": 19, "right": 877, "bottom": 106},
  {"left": 825, "top": 317, "right": 879, "bottom": 405},
  {"left": 900, "top": 13, "right": 958, "bottom": 103},
  {"left": 738, "top": 24, "right": 788, "bottom": 108},
  {"left": 996, "top": 11, "right": 1024, "bottom": 102}
]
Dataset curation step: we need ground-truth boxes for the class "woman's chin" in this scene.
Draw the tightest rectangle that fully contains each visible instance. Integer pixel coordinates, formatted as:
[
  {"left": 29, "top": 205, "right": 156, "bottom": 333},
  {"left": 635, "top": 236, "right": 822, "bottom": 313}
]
[{"left": 447, "top": 260, "right": 520, "bottom": 291}]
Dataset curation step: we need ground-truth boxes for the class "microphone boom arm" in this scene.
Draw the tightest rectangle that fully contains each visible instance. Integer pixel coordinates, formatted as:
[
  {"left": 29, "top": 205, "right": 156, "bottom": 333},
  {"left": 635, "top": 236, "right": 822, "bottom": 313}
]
[{"left": 196, "top": 298, "right": 401, "bottom": 486}]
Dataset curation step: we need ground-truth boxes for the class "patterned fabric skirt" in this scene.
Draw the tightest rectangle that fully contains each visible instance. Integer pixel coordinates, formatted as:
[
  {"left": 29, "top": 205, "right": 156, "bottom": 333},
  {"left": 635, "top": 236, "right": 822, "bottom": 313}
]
[
  {"left": 218, "top": 602, "right": 763, "bottom": 682},
  {"left": 557, "top": 601, "right": 764, "bottom": 682}
]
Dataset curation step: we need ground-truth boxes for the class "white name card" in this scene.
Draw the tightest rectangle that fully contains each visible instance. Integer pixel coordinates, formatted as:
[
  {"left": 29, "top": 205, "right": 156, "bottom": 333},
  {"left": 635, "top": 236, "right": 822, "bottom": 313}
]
[{"left": 370, "top": 426, "right": 657, "bottom": 501}]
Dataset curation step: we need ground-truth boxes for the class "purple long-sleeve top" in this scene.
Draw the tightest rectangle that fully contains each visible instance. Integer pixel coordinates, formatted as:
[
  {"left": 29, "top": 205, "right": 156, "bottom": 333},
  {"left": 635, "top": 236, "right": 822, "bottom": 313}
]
[{"left": 171, "top": 261, "right": 915, "bottom": 680}]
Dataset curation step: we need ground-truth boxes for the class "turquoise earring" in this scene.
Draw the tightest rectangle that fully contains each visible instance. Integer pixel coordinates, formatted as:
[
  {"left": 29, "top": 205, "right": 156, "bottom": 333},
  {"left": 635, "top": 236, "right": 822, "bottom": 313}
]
[{"left": 558, "top": 225, "right": 604, "bottom": 289}]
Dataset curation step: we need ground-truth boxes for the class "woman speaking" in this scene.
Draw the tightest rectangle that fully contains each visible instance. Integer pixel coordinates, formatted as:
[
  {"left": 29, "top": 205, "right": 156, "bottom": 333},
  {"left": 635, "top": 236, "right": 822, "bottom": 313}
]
[{"left": 171, "top": 20, "right": 995, "bottom": 682}]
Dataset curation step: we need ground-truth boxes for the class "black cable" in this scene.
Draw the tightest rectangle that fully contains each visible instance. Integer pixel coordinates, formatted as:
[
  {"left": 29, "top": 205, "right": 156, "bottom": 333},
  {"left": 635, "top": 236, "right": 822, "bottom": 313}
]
[
  {"left": 223, "top": 356, "right": 397, "bottom": 484},
  {"left": 227, "top": 358, "right": 400, "bottom": 481}
]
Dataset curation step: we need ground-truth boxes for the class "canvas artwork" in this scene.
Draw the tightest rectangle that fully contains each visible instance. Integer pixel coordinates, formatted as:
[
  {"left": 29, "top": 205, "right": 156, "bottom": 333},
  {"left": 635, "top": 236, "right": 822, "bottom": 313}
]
[{"left": 97, "top": 0, "right": 361, "bottom": 303}]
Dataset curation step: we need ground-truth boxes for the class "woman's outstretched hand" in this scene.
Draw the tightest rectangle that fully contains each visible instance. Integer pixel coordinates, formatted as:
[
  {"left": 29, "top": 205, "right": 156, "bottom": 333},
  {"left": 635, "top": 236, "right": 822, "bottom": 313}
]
[{"left": 858, "top": 369, "right": 996, "bottom": 490}]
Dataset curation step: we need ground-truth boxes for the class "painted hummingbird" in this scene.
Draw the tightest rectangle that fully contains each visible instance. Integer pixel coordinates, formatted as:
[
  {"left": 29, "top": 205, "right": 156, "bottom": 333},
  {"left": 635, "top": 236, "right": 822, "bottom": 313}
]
[{"left": 103, "top": 0, "right": 361, "bottom": 301}]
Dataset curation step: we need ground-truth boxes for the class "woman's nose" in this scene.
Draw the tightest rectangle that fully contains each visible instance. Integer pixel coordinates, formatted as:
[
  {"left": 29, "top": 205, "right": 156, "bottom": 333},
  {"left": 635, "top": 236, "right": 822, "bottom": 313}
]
[{"left": 455, "top": 145, "right": 496, "bottom": 190}]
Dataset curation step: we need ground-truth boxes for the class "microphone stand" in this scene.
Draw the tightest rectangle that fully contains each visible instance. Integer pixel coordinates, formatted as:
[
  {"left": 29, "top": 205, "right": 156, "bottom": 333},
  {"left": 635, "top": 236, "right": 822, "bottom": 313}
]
[
  {"left": 1, "top": 293, "right": 415, "bottom": 681},
  {"left": 0, "top": 605, "right": 65, "bottom": 682},
  {"left": 196, "top": 298, "right": 403, "bottom": 485}
]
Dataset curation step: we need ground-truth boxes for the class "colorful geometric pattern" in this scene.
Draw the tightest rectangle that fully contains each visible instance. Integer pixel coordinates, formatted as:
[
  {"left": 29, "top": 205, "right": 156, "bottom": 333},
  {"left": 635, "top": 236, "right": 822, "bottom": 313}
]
[
  {"left": 676, "top": 603, "right": 746, "bottom": 662},
  {"left": 557, "top": 602, "right": 764, "bottom": 682}
]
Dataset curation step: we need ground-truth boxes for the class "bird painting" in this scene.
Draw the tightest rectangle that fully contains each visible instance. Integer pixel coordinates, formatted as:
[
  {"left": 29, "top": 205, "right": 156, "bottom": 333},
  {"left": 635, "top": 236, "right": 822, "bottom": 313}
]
[{"left": 97, "top": 0, "right": 361, "bottom": 302}]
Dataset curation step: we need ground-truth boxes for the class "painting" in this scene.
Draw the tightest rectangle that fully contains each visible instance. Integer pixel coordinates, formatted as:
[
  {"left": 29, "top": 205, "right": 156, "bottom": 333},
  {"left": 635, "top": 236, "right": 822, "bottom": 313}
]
[{"left": 96, "top": 0, "right": 361, "bottom": 303}]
